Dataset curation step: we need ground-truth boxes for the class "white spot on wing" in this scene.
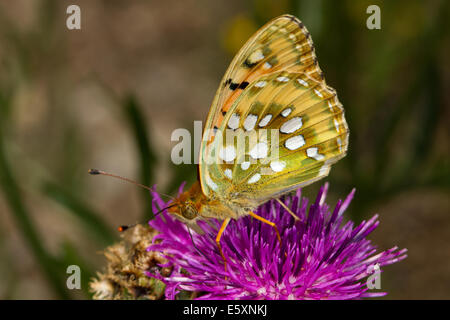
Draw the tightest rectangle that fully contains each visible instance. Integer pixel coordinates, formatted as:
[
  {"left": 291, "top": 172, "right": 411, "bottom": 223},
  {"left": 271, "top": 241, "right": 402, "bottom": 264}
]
[
  {"left": 281, "top": 108, "right": 292, "bottom": 117},
  {"left": 297, "top": 78, "right": 308, "bottom": 87},
  {"left": 270, "top": 161, "right": 286, "bottom": 172},
  {"left": 285, "top": 135, "right": 305, "bottom": 150},
  {"left": 258, "top": 114, "right": 272, "bottom": 127},
  {"left": 205, "top": 174, "right": 218, "bottom": 191},
  {"left": 224, "top": 168, "right": 232, "bottom": 179},
  {"left": 280, "top": 117, "right": 303, "bottom": 134},
  {"left": 328, "top": 101, "right": 334, "bottom": 112},
  {"left": 243, "top": 114, "right": 258, "bottom": 131},
  {"left": 314, "top": 89, "right": 323, "bottom": 98},
  {"left": 334, "top": 118, "right": 340, "bottom": 133},
  {"left": 219, "top": 145, "right": 236, "bottom": 162},
  {"left": 228, "top": 113, "right": 240, "bottom": 130},
  {"left": 249, "top": 142, "right": 268, "bottom": 159},
  {"left": 263, "top": 62, "right": 272, "bottom": 69},
  {"left": 248, "top": 173, "right": 261, "bottom": 184},
  {"left": 276, "top": 76, "right": 289, "bottom": 82},
  {"left": 241, "top": 161, "right": 250, "bottom": 170},
  {"left": 319, "top": 164, "right": 330, "bottom": 176},
  {"left": 255, "top": 81, "right": 267, "bottom": 88},
  {"left": 306, "top": 147, "right": 325, "bottom": 161},
  {"left": 337, "top": 137, "right": 343, "bottom": 152},
  {"left": 249, "top": 50, "right": 264, "bottom": 64}
]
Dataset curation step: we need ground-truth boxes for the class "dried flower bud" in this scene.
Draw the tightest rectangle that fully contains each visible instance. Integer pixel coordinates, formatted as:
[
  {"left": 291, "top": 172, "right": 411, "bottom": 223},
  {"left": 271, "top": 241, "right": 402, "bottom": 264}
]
[{"left": 89, "top": 224, "right": 169, "bottom": 300}]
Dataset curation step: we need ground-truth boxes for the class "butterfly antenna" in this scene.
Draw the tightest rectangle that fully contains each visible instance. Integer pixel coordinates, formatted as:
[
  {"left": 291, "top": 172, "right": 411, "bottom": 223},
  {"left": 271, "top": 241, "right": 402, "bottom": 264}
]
[
  {"left": 117, "top": 223, "right": 137, "bottom": 232},
  {"left": 89, "top": 169, "right": 179, "bottom": 231},
  {"left": 88, "top": 168, "right": 175, "bottom": 200},
  {"left": 116, "top": 203, "right": 179, "bottom": 234},
  {"left": 154, "top": 203, "right": 178, "bottom": 217}
]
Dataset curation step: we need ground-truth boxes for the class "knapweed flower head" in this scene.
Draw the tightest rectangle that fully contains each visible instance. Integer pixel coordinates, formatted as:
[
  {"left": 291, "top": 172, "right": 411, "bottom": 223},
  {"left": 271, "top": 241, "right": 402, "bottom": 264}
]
[
  {"left": 89, "top": 224, "right": 168, "bottom": 300},
  {"left": 147, "top": 183, "right": 407, "bottom": 300}
]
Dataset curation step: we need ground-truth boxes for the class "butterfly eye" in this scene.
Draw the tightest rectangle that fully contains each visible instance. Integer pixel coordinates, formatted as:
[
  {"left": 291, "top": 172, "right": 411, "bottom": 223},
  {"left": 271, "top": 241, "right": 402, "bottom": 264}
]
[{"left": 181, "top": 203, "right": 197, "bottom": 220}]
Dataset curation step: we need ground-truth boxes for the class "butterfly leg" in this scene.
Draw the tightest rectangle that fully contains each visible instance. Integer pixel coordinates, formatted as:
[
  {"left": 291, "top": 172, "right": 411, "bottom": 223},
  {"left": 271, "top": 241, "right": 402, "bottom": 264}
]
[
  {"left": 276, "top": 198, "right": 301, "bottom": 221},
  {"left": 216, "top": 218, "right": 231, "bottom": 272},
  {"left": 248, "top": 211, "right": 281, "bottom": 244}
]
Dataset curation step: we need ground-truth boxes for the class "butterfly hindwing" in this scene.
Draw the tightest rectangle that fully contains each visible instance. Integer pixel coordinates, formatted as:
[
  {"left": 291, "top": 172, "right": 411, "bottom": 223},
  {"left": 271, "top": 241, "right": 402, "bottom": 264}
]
[{"left": 202, "top": 71, "right": 348, "bottom": 206}]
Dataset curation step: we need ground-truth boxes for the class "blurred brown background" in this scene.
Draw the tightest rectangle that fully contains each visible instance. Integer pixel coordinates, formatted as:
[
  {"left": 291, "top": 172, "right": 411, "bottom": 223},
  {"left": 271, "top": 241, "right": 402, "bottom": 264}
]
[{"left": 0, "top": 0, "right": 448, "bottom": 299}]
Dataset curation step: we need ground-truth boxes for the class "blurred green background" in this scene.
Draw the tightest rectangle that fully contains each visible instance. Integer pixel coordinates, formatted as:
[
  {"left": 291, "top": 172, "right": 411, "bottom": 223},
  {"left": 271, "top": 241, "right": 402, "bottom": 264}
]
[{"left": 0, "top": 0, "right": 448, "bottom": 299}]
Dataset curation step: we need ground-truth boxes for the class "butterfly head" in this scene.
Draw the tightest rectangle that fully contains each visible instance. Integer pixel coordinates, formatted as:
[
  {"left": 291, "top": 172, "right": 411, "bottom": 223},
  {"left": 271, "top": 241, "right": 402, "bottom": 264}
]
[
  {"left": 178, "top": 200, "right": 198, "bottom": 220},
  {"left": 165, "top": 181, "right": 206, "bottom": 222}
]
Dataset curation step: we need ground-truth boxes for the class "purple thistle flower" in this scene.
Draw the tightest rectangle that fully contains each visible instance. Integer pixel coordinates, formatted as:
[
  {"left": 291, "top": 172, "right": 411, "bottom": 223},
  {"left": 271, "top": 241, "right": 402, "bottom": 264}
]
[{"left": 147, "top": 183, "right": 407, "bottom": 300}]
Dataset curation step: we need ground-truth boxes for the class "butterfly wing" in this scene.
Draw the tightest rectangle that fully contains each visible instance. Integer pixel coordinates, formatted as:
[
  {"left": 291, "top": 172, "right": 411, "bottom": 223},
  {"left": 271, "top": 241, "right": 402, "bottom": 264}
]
[
  {"left": 199, "top": 15, "right": 349, "bottom": 207},
  {"left": 203, "top": 15, "right": 323, "bottom": 140}
]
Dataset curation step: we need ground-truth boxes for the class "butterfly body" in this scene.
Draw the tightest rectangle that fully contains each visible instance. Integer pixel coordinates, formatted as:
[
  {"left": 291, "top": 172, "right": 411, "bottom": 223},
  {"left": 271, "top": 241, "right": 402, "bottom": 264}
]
[{"left": 169, "top": 180, "right": 252, "bottom": 222}]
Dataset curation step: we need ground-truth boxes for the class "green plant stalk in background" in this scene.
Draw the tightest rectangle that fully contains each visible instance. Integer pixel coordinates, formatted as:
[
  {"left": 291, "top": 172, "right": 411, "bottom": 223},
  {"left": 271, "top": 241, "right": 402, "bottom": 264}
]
[
  {"left": 0, "top": 131, "right": 70, "bottom": 299},
  {"left": 123, "top": 95, "right": 157, "bottom": 220}
]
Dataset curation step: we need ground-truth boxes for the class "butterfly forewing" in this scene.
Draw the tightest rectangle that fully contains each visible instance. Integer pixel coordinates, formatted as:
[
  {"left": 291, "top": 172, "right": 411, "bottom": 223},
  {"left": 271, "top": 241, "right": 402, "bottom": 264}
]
[{"left": 199, "top": 15, "right": 349, "bottom": 207}]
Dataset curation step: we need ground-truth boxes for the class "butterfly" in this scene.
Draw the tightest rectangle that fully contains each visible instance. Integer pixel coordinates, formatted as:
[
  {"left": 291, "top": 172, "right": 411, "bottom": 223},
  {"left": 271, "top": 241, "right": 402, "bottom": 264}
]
[
  {"left": 91, "top": 14, "right": 349, "bottom": 271},
  {"left": 166, "top": 14, "right": 349, "bottom": 269}
]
